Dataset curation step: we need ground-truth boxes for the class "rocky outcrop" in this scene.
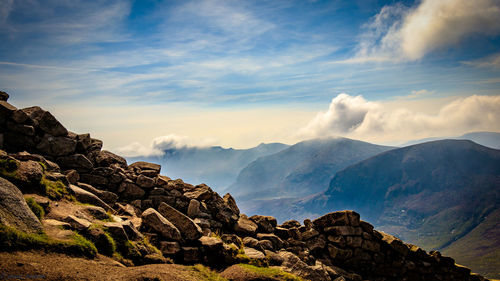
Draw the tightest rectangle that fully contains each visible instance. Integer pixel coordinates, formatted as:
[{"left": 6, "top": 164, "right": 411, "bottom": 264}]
[{"left": 0, "top": 93, "right": 491, "bottom": 281}]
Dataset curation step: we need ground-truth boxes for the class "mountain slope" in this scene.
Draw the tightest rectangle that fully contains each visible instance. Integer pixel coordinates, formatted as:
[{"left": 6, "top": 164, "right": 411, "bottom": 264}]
[
  {"left": 402, "top": 131, "right": 500, "bottom": 149},
  {"left": 127, "top": 142, "right": 288, "bottom": 193},
  {"left": 227, "top": 137, "right": 393, "bottom": 200},
  {"left": 301, "top": 139, "right": 500, "bottom": 277}
]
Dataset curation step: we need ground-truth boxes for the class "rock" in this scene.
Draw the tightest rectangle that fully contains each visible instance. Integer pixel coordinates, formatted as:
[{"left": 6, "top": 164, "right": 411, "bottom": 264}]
[
  {"left": 280, "top": 220, "right": 301, "bottom": 229},
  {"left": 274, "top": 227, "right": 291, "bottom": 240},
  {"left": 80, "top": 173, "right": 108, "bottom": 187},
  {"left": 68, "top": 184, "right": 113, "bottom": 211},
  {"left": 187, "top": 199, "right": 200, "bottom": 218},
  {"left": 324, "top": 226, "right": 362, "bottom": 236},
  {"left": 158, "top": 202, "right": 203, "bottom": 241},
  {"left": 0, "top": 101, "right": 17, "bottom": 114},
  {"left": 141, "top": 208, "right": 181, "bottom": 241},
  {"left": 242, "top": 237, "right": 260, "bottom": 249},
  {"left": 182, "top": 247, "right": 199, "bottom": 263},
  {"left": 95, "top": 150, "right": 127, "bottom": 169},
  {"left": 16, "top": 160, "right": 44, "bottom": 186},
  {"left": 38, "top": 111, "right": 68, "bottom": 136},
  {"left": 234, "top": 215, "right": 258, "bottom": 236},
  {"left": 122, "top": 220, "right": 143, "bottom": 241},
  {"left": 83, "top": 205, "right": 108, "bottom": 220},
  {"left": 313, "top": 211, "right": 360, "bottom": 229},
  {"left": 279, "top": 251, "right": 331, "bottom": 281},
  {"left": 305, "top": 235, "right": 326, "bottom": 252},
  {"left": 328, "top": 244, "right": 353, "bottom": 260},
  {"left": 118, "top": 180, "right": 145, "bottom": 200},
  {"left": 258, "top": 239, "right": 274, "bottom": 250},
  {"left": 265, "top": 250, "right": 284, "bottom": 265},
  {"left": 103, "top": 222, "right": 129, "bottom": 241},
  {"left": 0, "top": 177, "right": 43, "bottom": 233},
  {"left": 159, "top": 241, "right": 181, "bottom": 255},
  {"left": 65, "top": 169, "right": 80, "bottom": 185},
  {"left": 116, "top": 203, "right": 137, "bottom": 217},
  {"left": 244, "top": 247, "right": 266, "bottom": 259},
  {"left": 256, "top": 233, "right": 284, "bottom": 249},
  {"left": 221, "top": 234, "right": 242, "bottom": 247},
  {"left": 11, "top": 109, "right": 30, "bottom": 124},
  {"left": 6, "top": 121, "right": 35, "bottom": 136},
  {"left": 56, "top": 154, "right": 93, "bottom": 172},
  {"left": 64, "top": 215, "right": 91, "bottom": 231},
  {"left": 381, "top": 232, "right": 410, "bottom": 257},
  {"left": 76, "top": 133, "right": 91, "bottom": 152},
  {"left": 223, "top": 193, "right": 239, "bottom": 215},
  {"left": 362, "top": 240, "right": 380, "bottom": 252},
  {"left": 199, "top": 236, "right": 223, "bottom": 251},
  {"left": 249, "top": 215, "right": 277, "bottom": 233},
  {"left": 136, "top": 174, "right": 155, "bottom": 189},
  {"left": 183, "top": 185, "right": 213, "bottom": 201},
  {"left": 0, "top": 91, "right": 9, "bottom": 101},
  {"left": 86, "top": 227, "right": 115, "bottom": 256},
  {"left": 43, "top": 218, "right": 70, "bottom": 229},
  {"left": 36, "top": 134, "right": 76, "bottom": 156},
  {"left": 301, "top": 228, "right": 320, "bottom": 240},
  {"left": 77, "top": 182, "right": 118, "bottom": 204},
  {"left": 128, "top": 161, "right": 161, "bottom": 176}
]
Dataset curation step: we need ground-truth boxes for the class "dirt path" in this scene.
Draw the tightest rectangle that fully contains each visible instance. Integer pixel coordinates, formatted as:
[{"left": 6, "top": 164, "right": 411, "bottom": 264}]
[{"left": 0, "top": 251, "right": 212, "bottom": 281}]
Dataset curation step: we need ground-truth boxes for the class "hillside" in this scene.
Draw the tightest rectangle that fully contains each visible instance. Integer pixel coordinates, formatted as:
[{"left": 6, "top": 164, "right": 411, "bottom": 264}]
[
  {"left": 227, "top": 137, "right": 393, "bottom": 200},
  {"left": 0, "top": 93, "right": 490, "bottom": 280},
  {"left": 402, "top": 132, "right": 500, "bottom": 149},
  {"left": 128, "top": 142, "right": 288, "bottom": 193},
  {"left": 301, "top": 140, "right": 500, "bottom": 278}
]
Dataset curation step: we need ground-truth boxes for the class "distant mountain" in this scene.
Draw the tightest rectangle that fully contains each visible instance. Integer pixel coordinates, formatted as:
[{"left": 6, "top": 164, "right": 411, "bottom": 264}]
[
  {"left": 127, "top": 142, "right": 288, "bottom": 193},
  {"left": 402, "top": 131, "right": 500, "bottom": 149},
  {"left": 300, "top": 140, "right": 500, "bottom": 277},
  {"left": 227, "top": 137, "right": 393, "bottom": 200}
]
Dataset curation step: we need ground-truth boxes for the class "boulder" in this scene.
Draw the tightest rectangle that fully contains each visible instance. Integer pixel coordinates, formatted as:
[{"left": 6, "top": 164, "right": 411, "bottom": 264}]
[
  {"left": 0, "top": 101, "right": 17, "bottom": 114},
  {"left": 183, "top": 185, "right": 213, "bottom": 201},
  {"left": 381, "top": 232, "right": 410, "bottom": 257},
  {"left": 199, "top": 236, "right": 223, "bottom": 251},
  {"left": 95, "top": 150, "right": 127, "bottom": 169},
  {"left": 141, "top": 208, "right": 181, "bottom": 241},
  {"left": 77, "top": 182, "right": 118, "bottom": 204},
  {"left": 256, "top": 233, "right": 284, "bottom": 249},
  {"left": 249, "top": 215, "right": 277, "bottom": 233},
  {"left": 324, "top": 226, "right": 362, "bottom": 236},
  {"left": 279, "top": 251, "right": 331, "bottom": 281},
  {"left": 136, "top": 174, "right": 155, "bottom": 189},
  {"left": 122, "top": 220, "right": 144, "bottom": 241},
  {"left": 37, "top": 111, "right": 68, "bottom": 136},
  {"left": 64, "top": 215, "right": 91, "bottom": 231},
  {"left": 68, "top": 184, "right": 112, "bottom": 211},
  {"left": 0, "top": 91, "right": 9, "bottom": 101},
  {"left": 0, "top": 177, "right": 43, "bottom": 233},
  {"left": 280, "top": 220, "right": 301, "bottom": 229},
  {"left": 76, "top": 133, "right": 91, "bottom": 152},
  {"left": 313, "top": 211, "right": 360, "bottom": 229},
  {"left": 243, "top": 247, "right": 266, "bottom": 260},
  {"left": 36, "top": 134, "right": 76, "bottom": 156},
  {"left": 118, "top": 180, "right": 145, "bottom": 200},
  {"left": 223, "top": 193, "right": 239, "bottom": 215},
  {"left": 11, "top": 109, "right": 30, "bottom": 124},
  {"left": 159, "top": 241, "right": 181, "bottom": 255},
  {"left": 103, "top": 222, "right": 129, "bottom": 241},
  {"left": 16, "top": 160, "right": 44, "bottom": 186},
  {"left": 65, "top": 170, "right": 80, "bottom": 185},
  {"left": 6, "top": 121, "right": 35, "bottom": 136},
  {"left": 83, "top": 205, "right": 108, "bottom": 220},
  {"left": 242, "top": 237, "right": 260, "bottom": 249},
  {"left": 128, "top": 161, "right": 161, "bottom": 176},
  {"left": 56, "top": 154, "right": 93, "bottom": 172},
  {"left": 158, "top": 202, "right": 202, "bottom": 240},
  {"left": 234, "top": 215, "right": 258, "bottom": 236},
  {"left": 187, "top": 199, "right": 200, "bottom": 218},
  {"left": 182, "top": 247, "right": 199, "bottom": 263}
]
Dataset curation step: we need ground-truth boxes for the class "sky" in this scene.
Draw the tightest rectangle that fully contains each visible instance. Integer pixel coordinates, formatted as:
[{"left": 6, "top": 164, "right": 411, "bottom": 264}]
[{"left": 1, "top": 0, "right": 500, "bottom": 155}]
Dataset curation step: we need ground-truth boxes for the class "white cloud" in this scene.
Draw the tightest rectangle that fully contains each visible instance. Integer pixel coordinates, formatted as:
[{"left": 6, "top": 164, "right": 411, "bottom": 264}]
[
  {"left": 300, "top": 93, "right": 500, "bottom": 143},
  {"left": 115, "top": 134, "right": 218, "bottom": 157},
  {"left": 356, "top": 0, "right": 500, "bottom": 62}
]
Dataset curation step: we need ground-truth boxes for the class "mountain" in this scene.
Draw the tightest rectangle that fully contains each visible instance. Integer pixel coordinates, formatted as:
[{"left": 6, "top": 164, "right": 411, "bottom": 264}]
[
  {"left": 402, "top": 131, "right": 500, "bottom": 149},
  {"left": 127, "top": 142, "right": 288, "bottom": 193},
  {"left": 301, "top": 139, "right": 500, "bottom": 278},
  {"left": 227, "top": 137, "right": 393, "bottom": 200}
]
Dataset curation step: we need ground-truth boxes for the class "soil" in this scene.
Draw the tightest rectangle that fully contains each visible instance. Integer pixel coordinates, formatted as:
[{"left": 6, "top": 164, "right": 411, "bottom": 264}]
[{"left": 0, "top": 251, "right": 208, "bottom": 281}]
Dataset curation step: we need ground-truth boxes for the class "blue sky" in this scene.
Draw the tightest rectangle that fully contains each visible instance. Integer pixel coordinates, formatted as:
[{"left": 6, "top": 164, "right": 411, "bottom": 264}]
[{"left": 1, "top": 0, "right": 500, "bottom": 153}]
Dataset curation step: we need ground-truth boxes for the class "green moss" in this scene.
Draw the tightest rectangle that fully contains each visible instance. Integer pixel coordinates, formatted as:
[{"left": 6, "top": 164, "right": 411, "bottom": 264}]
[
  {"left": 0, "top": 158, "right": 19, "bottom": 180},
  {"left": 235, "top": 253, "right": 269, "bottom": 267},
  {"left": 101, "top": 211, "right": 115, "bottom": 222},
  {"left": 40, "top": 177, "right": 70, "bottom": 200},
  {"left": 238, "top": 264, "right": 303, "bottom": 281},
  {"left": 24, "top": 197, "right": 44, "bottom": 220},
  {"left": 37, "top": 161, "right": 47, "bottom": 172},
  {"left": 190, "top": 264, "right": 228, "bottom": 281},
  {"left": 0, "top": 224, "right": 97, "bottom": 258}
]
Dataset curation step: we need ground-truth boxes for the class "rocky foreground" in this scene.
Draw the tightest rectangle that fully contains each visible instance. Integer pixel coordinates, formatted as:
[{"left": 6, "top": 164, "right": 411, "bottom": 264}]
[{"left": 0, "top": 91, "right": 490, "bottom": 281}]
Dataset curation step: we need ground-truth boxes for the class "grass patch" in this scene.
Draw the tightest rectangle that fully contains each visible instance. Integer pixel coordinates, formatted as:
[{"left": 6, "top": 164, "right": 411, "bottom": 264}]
[
  {"left": 235, "top": 253, "right": 269, "bottom": 267},
  {"left": 0, "top": 224, "right": 97, "bottom": 258},
  {"left": 0, "top": 158, "right": 19, "bottom": 179},
  {"left": 25, "top": 197, "right": 45, "bottom": 220},
  {"left": 238, "top": 264, "right": 303, "bottom": 281},
  {"left": 40, "top": 177, "right": 70, "bottom": 200},
  {"left": 190, "top": 264, "right": 228, "bottom": 281}
]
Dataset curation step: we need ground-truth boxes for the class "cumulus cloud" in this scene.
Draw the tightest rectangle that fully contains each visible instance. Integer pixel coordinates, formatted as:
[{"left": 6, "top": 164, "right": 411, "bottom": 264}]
[
  {"left": 300, "top": 93, "right": 500, "bottom": 143},
  {"left": 115, "top": 134, "right": 218, "bottom": 157},
  {"left": 356, "top": 0, "right": 500, "bottom": 62}
]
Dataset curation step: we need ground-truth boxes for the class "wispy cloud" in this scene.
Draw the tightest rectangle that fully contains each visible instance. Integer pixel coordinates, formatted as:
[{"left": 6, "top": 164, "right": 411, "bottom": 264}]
[{"left": 463, "top": 52, "right": 500, "bottom": 69}]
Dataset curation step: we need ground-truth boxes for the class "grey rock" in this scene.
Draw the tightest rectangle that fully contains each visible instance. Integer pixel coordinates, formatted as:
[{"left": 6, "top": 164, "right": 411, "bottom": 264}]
[
  {"left": 160, "top": 241, "right": 181, "bottom": 255},
  {"left": 187, "top": 199, "right": 200, "bottom": 218},
  {"left": 141, "top": 208, "right": 181, "bottom": 241},
  {"left": 64, "top": 215, "right": 91, "bottom": 231},
  {"left": 0, "top": 177, "right": 43, "bottom": 233},
  {"left": 158, "top": 202, "right": 202, "bottom": 241},
  {"left": 68, "top": 184, "right": 112, "bottom": 211},
  {"left": 38, "top": 111, "right": 68, "bottom": 136},
  {"left": 234, "top": 215, "right": 258, "bottom": 236},
  {"left": 36, "top": 134, "right": 76, "bottom": 156},
  {"left": 77, "top": 182, "right": 118, "bottom": 204},
  {"left": 56, "top": 154, "right": 93, "bottom": 172},
  {"left": 95, "top": 150, "right": 127, "bottom": 169},
  {"left": 250, "top": 215, "right": 277, "bottom": 233}
]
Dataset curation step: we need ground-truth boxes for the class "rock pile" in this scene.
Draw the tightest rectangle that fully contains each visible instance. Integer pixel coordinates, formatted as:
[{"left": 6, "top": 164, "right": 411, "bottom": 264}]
[{"left": 0, "top": 93, "right": 490, "bottom": 281}]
